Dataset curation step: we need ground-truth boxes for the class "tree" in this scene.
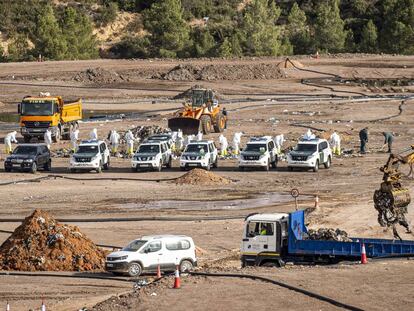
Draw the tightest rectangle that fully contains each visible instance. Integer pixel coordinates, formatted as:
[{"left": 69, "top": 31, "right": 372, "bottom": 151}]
[
  {"left": 286, "top": 3, "right": 310, "bottom": 54},
  {"left": 380, "top": 0, "right": 414, "bottom": 54},
  {"left": 33, "top": 5, "right": 67, "bottom": 60},
  {"left": 359, "top": 20, "right": 378, "bottom": 53},
  {"left": 110, "top": 35, "right": 150, "bottom": 58},
  {"left": 60, "top": 7, "right": 98, "bottom": 59},
  {"left": 218, "top": 37, "right": 232, "bottom": 57},
  {"left": 7, "top": 34, "right": 30, "bottom": 62},
  {"left": 96, "top": 2, "right": 119, "bottom": 27},
  {"left": 143, "top": 0, "right": 190, "bottom": 58},
  {"left": 239, "top": 0, "right": 282, "bottom": 56},
  {"left": 313, "top": 0, "right": 347, "bottom": 53},
  {"left": 192, "top": 28, "right": 216, "bottom": 57}
]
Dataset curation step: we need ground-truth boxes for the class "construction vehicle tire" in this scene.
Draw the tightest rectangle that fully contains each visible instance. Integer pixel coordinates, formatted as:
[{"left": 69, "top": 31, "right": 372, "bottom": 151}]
[
  {"left": 200, "top": 115, "right": 212, "bottom": 134},
  {"left": 213, "top": 113, "right": 226, "bottom": 133}
]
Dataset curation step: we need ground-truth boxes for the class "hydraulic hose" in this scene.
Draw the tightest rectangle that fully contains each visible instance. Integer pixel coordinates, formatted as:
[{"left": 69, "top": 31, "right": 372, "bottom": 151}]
[{"left": 189, "top": 271, "right": 364, "bottom": 311}]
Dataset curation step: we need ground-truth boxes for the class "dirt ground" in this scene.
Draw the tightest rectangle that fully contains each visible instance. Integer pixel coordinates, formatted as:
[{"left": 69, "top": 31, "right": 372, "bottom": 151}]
[{"left": 0, "top": 55, "right": 413, "bottom": 310}]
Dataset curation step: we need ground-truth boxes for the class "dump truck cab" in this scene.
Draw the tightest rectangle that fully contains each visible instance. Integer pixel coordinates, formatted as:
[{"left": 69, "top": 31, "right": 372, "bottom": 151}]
[
  {"left": 19, "top": 95, "right": 82, "bottom": 143},
  {"left": 241, "top": 213, "right": 289, "bottom": 267}
]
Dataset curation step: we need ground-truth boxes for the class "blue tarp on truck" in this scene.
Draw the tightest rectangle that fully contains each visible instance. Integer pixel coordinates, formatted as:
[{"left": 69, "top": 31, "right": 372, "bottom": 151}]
[{"left": 288, "top": 210, "right": 414, "bottom": 259}]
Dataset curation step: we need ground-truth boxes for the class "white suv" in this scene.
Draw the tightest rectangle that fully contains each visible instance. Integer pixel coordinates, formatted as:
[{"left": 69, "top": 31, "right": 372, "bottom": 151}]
[
  {"left": 239, "top": 136, "right": 278, "bottom": 171},
  {"left": 180, "top": 140, "right": 218, "bottom": 170},
  {"left": 132, "top": 141, "right": 172, "bottom": 172},
  {"left": 105, "top": 235, "right": 197, "bottom": 277},
  {"left": 287, "top": 138, "right": 332, "bottom": 172},
  {"left": 69, "top": 140, "right": 110, "bottom": 173}
]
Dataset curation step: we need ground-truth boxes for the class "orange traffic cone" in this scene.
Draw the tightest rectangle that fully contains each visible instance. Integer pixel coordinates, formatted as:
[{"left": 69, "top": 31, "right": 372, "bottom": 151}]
[
  {"left": 6, "top": 301, "right": 10, "bottom": 311},
  {"left": 361, "top": 243, "right": 368, "bottom": 264},
  {"left": 173, "top": 265, "right": 181, "bottom": 289},
  {"left": 156, "top": 263, "right": 162, "bottom": 279},
  {"left": 314, "top": 195, "right": 320, "bottom": 209}
]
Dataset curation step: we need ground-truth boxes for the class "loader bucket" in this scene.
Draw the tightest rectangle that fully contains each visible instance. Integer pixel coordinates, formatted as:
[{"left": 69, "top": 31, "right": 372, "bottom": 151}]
[{"left": 168, "top": 117, "right": 200, "bottom": 135}]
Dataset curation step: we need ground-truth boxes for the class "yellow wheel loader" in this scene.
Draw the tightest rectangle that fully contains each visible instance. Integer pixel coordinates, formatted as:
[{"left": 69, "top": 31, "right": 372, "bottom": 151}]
[{"left": 168, "top": 88, "right": 227, "bottom": 135}]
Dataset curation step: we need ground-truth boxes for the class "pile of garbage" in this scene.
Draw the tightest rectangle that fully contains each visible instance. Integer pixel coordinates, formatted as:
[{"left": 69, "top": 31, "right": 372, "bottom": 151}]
[
  {"left": 122, "top": 125, "right": 169, "bottom": 142},
  {"left": 307, "top": 228, "right": 352, "bottom": 242},
  {"left": 173, "top": 84, "right": 224, "bottom": 100},
  {"left": 161, "top": 63, "right": 285, "bottom": 81},
  {"left": 175, "top": 168, "right": 231, "bottom": 185},
  {"left": 0, "top": 210, "right": 106, "bottom": 271},
  {"left": 52, "top": 148, "right": 72, "bottom": 158},
  {"left": 73, "top": 68, "right": 126, "bottom": 84}
]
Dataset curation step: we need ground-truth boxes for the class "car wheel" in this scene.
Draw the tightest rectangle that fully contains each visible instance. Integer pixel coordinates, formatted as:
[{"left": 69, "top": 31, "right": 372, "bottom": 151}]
[
  {"left": 324, "top": 156, "right": 331, "bottom": 169},
  {"left": 96, "top": 162, "right": 102, "bottom": 173},
  {"left": 44, "top": 160, "right": 51, "bottom": 171},
  {"left": 127, "top": 262, "right": 143, "bottom": 277},
  {"left": 313, "top": 160, "right": 319, "bottom": 172},
  {"left": 103, "top": 157, "right": 110, "bottom": 170},
  {"left": 179, "top": 260, "right": 194, "bottom": 273},
  {"left": 157, "top": 161, "right": 162, "bottom": 172},
  {"left": 264, "top": 161, "right": 270, "bottom": 171},
  {"left": 30, "top": 162, "right": 37, "bottom": 174},
  {"left": 166, "top": 157, "right": 172, "bottom": 169},
  {"left": 206, "top": 161, "right": 211, "bottom": 171},
  {"left": 271, "top": 160, "right": 277, "bottom": 169},
  {"left": 213, "top": 157, "right": 218, "bottom": 168}
]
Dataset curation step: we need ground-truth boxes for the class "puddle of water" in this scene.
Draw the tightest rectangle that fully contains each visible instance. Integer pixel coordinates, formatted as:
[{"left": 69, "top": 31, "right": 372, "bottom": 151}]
[{"left": 120, "top": 193, "right": 312, "bottom": 211}]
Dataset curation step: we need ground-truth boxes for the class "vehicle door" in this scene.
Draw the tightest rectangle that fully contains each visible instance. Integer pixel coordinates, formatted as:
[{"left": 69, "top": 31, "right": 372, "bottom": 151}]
[
  {"left": 141, "top": 240, "right": 168, "bottom": 270},
  {"left": 42, "top": 145, "right": 50, "bottom": 165},
  {"left": 164, "top": 239, "right": 192, "bottom": 270},
  {"left": 160, "top": 143, "right": 167, "bottom": 164},
  {"left": 322, "top": 141, "right": 331, "bottom": 160},
  {"left": 36, "top": 147, "right": 45, "bottom": 166},
  {"left": 318, "top": 142, "right": 325, "bottom": 164},
  {"left": 242, "top": 221, "right": 277, "bottom": 255},
  {"left": 268, "top": 141, "right": 276, "bottom": 162},
  {"left": 99, "top": 143, "right": 106, "bottom": 164},
  {"left": 209, "top": 143, "right": 216, "bottom": 162}
]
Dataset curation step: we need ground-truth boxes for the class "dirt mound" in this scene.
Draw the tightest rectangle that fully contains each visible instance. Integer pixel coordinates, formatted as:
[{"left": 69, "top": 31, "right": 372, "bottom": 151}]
[
  {"left": 162, "top": 63, "right": 285, "bottom": 81},
  {"left": 277, "top": 59, "right": 305, "bottom": 69},
  {"left": 0, "top": 210, "right": 106, "bottom": 271},
  {"left": 175, "top": 168, "right": 231, "bottom": 185},
  {"left": 173, "top": 84, "right": 224, "bottom": 100},
  {"left": 307, "top": 228, "right": 352, "bottom": 242},
  {"left": 73, "top": 68, "right": 126, "bottom": 84}
]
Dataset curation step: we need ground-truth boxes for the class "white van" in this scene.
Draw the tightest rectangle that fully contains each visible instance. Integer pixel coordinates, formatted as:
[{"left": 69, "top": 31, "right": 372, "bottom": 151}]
[{"left": 105, "top": 235, "right": 197, "bottom": 276}]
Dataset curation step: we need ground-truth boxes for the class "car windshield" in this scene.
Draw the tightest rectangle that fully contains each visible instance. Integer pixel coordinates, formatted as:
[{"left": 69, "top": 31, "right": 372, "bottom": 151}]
[
  {"left": 122, "top": 240, "right": 147, "bottom": 252},
  {"left": 138, "top": 145, "right": 159, "bottom": 153},
  {"left": 13, "top": 146, "right": 38, "bottom": 155},
  {"left": 244, "top": 144, "right": 267, "bottom": 152},
  {"left": 185, "top": 144, "right": 208, "bottom": 153},
  {"left": 21, "top": 100, "right": 54, "bottom": 116},
  {"left": 294, "top": 144, "right": 317, "bottom": 152},
  {"left": 77, "top": 145, "right": 99, "bottom": 154}
]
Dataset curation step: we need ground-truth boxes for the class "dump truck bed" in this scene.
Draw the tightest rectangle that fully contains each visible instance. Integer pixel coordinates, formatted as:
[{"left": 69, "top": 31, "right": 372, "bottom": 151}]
[
  {"left": 288, "top": 211, "right": 414, "bottom": 259},
  {"left": 61, "top": 99, "right": 82, "bottom": 123}
]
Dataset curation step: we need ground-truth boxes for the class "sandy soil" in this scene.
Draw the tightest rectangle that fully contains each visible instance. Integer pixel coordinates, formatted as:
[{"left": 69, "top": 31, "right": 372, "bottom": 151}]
[{"left": 0, "top": 55, "right": 413, "bottom": 310}]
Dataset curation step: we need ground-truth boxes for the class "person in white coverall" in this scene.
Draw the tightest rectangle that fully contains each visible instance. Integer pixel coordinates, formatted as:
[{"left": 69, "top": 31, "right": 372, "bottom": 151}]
[
  {"left": 232, "top": 132, "right": 242, "bottom": 155},
  {"left": 303, "top": 129, "right": 315, "bottom": 140},
  {"left": 330, "top": 131, "right": 341, "bottom": 156},
  {"left": 197, "top": 131, "right": 203, "bottom": 141},
  {"left": 4, "top": 131, "right": 17, "bottom": 154},
  {"left": 70, "top": 128, "right": 79, "bottom": 152},
  {"left": 125, "top": 130, "right": 135, "bottom": 156},
  {"left": 90, "top": 128, "right": 98, "bottom": 140},
  {"left": 44, "top": 129, "right": 52, "bottom": 149},
  {"left": 109, "top": 130, "right": 120, "bottom": 154},
  {"left": 171, "top": 131, "right": 178, "bottom": 151},
  {"left": 219, "top": 134, "right": 228, "bottom": 156},
  {"left": 274, "top": 134, "right": 285, "bottom": 155},
  {"left": 184, "top": 135, "right": 195, "bottom": 147},
  {"left": 175, "top": 129, "right": 183, "bottom": 151}
]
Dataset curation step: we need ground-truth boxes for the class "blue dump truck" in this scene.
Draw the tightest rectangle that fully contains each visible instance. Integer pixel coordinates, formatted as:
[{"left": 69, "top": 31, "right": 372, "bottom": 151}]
[{"left": 241, "top": 210, "right": 414, "bottom": 267}]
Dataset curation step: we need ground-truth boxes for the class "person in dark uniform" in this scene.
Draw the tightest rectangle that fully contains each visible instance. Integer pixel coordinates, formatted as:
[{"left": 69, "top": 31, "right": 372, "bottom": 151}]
[
  {"left": 382, "top": 132, "right": 394, "bottom": 153},
  {"left": 222, "top": 107, "right": 227, "bottom": 129},
  {"left": 359, "top": 127, "right": 369, "bottom": 154}
]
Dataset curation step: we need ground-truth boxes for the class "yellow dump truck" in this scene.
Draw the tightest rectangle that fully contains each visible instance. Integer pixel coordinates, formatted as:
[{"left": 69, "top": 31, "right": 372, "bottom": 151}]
[{"left": 18, "top": 95, "right": 82, "bottom": 142}]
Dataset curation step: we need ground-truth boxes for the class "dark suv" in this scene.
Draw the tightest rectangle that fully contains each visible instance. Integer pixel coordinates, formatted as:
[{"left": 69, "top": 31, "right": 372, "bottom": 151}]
[{"left": 4, "top": 144, "right": 51, "bottom": 173}]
